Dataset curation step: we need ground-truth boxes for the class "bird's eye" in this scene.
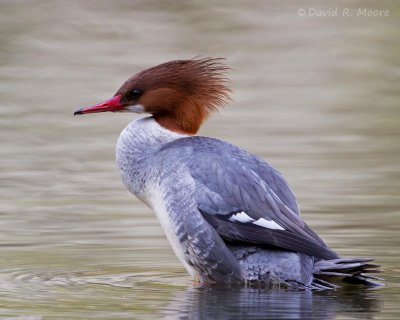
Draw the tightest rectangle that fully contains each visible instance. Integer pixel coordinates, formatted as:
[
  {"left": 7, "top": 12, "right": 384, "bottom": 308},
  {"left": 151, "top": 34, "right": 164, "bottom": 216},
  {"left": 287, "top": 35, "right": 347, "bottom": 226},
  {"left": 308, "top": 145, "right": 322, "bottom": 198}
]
[{"left": 128, "top": 89, "right": 143, "bottom": 99}]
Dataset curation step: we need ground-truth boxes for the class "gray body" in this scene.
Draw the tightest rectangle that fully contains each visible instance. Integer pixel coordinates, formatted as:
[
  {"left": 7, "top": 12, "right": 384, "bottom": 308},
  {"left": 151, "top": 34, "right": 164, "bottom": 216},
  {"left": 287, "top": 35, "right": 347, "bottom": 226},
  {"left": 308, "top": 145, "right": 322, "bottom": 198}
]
[{"left": 116, "top": 117, "right": 378, "bottom": 289}]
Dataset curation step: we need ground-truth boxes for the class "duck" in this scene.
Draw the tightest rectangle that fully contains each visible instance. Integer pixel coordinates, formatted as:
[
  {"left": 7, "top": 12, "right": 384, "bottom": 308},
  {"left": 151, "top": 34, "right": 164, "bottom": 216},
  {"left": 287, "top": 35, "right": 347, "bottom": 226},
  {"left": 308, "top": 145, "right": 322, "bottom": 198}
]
[{"left": 74, "top": 58, "right": 380, "bottom": 289}]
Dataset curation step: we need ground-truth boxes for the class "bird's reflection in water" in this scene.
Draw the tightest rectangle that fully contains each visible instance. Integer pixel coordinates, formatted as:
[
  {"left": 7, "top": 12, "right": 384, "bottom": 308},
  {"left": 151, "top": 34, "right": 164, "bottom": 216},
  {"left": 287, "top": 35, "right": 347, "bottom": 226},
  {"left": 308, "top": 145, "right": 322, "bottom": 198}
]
[{"left": 163, "top": 286, "right": 382, "bottom": 320}]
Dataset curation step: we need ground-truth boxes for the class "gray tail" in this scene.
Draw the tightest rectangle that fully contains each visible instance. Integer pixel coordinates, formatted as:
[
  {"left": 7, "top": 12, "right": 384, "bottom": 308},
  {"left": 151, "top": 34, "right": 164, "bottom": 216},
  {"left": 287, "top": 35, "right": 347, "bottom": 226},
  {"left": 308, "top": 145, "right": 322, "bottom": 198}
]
[{"left": 312, "top": 257, "right": 383, "bottom": 290}]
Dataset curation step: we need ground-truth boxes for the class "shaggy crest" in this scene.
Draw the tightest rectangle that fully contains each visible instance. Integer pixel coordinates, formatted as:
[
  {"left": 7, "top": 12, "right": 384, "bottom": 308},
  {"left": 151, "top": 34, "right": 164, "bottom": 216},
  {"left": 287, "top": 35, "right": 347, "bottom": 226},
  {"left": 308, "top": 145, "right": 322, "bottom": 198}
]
[{"left": 116, "top": 58, "right": 231, "bottom": 134}]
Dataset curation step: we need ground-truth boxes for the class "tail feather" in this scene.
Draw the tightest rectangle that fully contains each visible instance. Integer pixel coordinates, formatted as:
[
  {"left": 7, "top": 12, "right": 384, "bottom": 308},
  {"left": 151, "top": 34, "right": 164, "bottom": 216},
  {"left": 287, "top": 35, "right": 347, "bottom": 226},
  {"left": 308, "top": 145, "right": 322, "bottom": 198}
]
[
  {"left": 313, "top": 257, "right": 383, "bottom": 288},
  {"left": 317, "top": 271, "right": 353, "bottom": 277},
  {"left": 312, "top": 278, "right": 340, "bottom": 290}
]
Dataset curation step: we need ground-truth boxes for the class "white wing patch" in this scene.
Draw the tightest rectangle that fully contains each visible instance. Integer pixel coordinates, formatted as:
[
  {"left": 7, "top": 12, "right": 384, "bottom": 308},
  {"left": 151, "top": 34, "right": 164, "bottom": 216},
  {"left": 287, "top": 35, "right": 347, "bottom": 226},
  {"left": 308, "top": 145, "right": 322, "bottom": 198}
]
[
  {"left": 253, "top": 218, "right": 285, "bottom": 230},
  {"left": 229, "top": 212, "right": 285, "bottom": 231},
  {"left": 229, "top": 211, "right": 254, "bottom": 223}
]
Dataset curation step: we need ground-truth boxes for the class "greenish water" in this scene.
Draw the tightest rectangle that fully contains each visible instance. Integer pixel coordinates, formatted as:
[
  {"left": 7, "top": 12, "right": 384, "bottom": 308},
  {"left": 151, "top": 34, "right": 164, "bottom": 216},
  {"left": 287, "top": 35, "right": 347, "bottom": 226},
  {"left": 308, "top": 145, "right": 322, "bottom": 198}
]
[{"left": 1, "top": 0, "right": 399, "bottom": 319}]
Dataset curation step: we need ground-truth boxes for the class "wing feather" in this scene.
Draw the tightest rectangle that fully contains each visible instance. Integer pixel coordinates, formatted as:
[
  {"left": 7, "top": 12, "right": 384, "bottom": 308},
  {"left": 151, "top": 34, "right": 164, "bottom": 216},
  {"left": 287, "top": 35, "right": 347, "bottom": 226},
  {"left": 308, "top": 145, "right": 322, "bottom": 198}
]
[
  {"left": 159, "top": 136, "right": 338, "bottom": 260},
  {"left": 187, "top": 143, "right": 338, "bottom": 260}
]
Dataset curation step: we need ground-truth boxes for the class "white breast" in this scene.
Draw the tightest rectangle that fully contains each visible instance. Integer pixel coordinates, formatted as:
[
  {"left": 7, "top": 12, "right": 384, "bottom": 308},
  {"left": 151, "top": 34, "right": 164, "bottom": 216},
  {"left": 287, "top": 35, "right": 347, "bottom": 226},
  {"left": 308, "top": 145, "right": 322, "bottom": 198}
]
[{"left": 146, "top": 182, "right": 197, "bottom": 277}]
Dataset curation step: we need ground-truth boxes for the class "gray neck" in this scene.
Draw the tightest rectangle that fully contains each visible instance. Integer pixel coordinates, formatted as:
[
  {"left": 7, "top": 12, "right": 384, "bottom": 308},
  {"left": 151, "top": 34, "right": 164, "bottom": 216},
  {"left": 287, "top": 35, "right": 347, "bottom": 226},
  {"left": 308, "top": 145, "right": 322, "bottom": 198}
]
[{"left": 116, "top": 116, "right": 187, "bottom": 202}]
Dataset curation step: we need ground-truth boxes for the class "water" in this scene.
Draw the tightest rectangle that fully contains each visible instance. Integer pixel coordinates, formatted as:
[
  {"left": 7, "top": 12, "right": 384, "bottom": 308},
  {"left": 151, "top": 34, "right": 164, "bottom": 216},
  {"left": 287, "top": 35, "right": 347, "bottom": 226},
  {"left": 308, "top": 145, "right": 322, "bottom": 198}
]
[{"left": 1, "top": 0, "right": 399, "bottom": 319}]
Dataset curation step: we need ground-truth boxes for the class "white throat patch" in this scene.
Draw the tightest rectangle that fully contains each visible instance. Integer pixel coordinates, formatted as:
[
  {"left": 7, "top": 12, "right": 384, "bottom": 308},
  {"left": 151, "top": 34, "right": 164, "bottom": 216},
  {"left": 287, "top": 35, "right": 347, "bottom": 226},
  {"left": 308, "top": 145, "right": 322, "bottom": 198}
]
[{"left": 126, "top": 104, "right": 145, "bottom": 113}]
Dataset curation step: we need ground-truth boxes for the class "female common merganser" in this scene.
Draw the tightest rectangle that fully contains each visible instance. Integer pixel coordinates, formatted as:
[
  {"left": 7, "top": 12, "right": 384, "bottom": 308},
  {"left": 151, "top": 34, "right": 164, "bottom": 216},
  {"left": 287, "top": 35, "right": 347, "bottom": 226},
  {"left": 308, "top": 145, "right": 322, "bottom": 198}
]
[{"left": 74, "top": 58, "right": 380, "bottom": 289}]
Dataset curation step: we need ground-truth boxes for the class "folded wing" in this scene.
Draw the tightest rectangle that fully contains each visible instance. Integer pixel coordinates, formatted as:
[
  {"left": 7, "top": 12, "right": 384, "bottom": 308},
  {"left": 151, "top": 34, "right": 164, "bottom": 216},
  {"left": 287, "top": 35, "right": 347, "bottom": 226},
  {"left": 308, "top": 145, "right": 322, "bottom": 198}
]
[{"left": 189, "top": 148, "right": 338, "bottom": 260}]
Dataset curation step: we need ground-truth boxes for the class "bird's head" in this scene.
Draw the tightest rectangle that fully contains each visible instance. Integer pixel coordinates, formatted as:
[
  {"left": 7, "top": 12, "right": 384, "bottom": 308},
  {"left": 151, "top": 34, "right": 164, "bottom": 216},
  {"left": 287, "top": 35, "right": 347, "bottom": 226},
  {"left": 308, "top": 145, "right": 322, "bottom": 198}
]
[{"left": 74, "top": 58, "right": 231, "bottom": 134}]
